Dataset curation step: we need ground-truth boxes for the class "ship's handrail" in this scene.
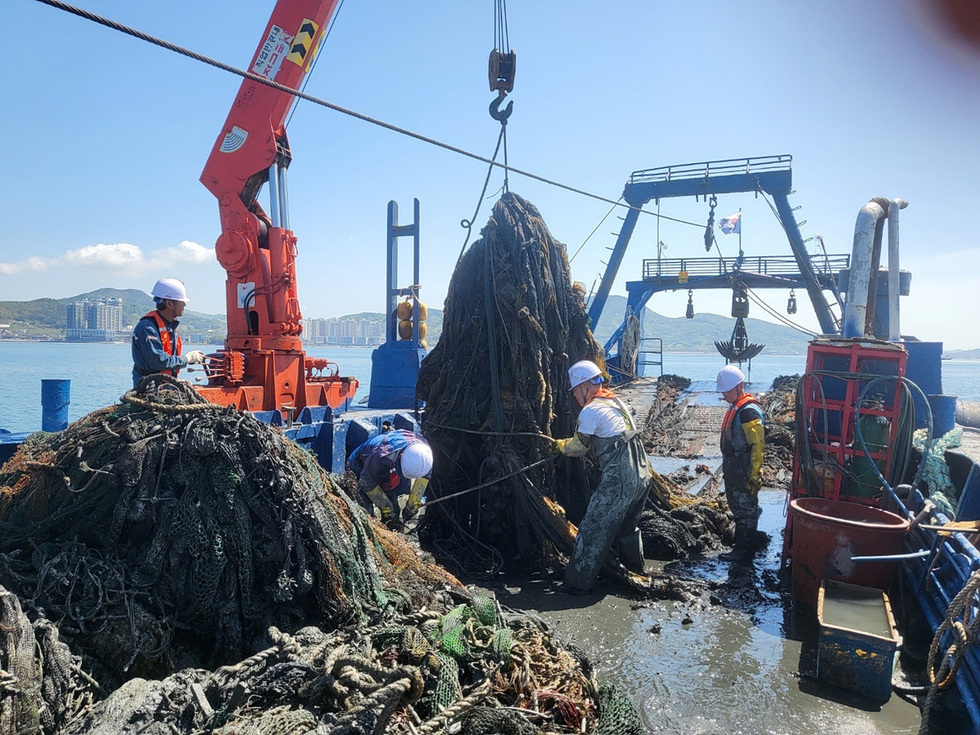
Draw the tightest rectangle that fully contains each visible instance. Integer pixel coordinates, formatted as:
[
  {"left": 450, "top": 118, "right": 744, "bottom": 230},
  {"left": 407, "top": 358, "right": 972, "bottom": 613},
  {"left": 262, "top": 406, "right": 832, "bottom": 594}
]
[
  {"left": 641, "top": 254, "right": 850, "bottom": 280},
  {"left": 891, "top": 488, "right": 980, "bottom": 729},
  {"left": 628, "top": 154, "right": 792, "bottom": 186}
]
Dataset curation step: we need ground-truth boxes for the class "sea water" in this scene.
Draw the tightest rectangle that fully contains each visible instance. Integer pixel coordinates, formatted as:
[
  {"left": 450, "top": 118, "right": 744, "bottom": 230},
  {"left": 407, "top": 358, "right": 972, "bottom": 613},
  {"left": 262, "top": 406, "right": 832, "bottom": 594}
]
[{"left": 1, "top": 341, "right": 978, "bottom": 433}]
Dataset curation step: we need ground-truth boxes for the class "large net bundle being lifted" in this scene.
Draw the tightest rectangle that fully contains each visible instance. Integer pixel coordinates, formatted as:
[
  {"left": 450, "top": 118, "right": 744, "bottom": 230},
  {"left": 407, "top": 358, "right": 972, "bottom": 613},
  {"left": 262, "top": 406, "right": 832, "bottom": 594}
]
[{"left": 417, "top": 192, "right": 603, "bottom": 577}]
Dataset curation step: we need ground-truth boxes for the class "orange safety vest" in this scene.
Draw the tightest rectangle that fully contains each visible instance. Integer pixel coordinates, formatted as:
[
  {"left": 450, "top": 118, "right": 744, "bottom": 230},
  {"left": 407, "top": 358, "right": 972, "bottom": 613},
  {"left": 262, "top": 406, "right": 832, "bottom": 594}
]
[
  {"left": 141, "top": 310, "right": 182, "bottom": 375},
  {"left": 721, "top": 392, "right": 760, "bottom": 444}
]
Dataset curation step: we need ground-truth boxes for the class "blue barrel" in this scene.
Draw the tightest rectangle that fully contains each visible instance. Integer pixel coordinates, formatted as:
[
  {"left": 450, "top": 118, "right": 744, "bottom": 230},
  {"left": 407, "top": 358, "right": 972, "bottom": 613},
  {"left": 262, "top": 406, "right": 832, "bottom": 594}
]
[
  {"left": 41, "top": 379, "right": 71, "bottom": 432},
  {"left": 929, "top": 394, "right": 957, "bottom": 436}
]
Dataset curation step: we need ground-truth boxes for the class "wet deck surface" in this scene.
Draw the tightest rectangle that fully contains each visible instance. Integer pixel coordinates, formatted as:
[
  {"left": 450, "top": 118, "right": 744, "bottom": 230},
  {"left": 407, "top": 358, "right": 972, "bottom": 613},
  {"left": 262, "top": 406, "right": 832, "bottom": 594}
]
[
  {"left": 493, "top": 378, "right": 927, "bottom": 734},
  {"left": 496, "top": 490, "right": 924, "bottom": 734}
]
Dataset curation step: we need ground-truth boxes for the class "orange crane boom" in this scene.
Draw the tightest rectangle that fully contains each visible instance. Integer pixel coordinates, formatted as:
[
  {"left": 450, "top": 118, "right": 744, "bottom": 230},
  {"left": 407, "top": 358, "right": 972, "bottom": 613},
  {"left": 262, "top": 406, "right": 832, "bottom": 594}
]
[{"left": 197, "top": 0, "right": 357, "bottom": 415}]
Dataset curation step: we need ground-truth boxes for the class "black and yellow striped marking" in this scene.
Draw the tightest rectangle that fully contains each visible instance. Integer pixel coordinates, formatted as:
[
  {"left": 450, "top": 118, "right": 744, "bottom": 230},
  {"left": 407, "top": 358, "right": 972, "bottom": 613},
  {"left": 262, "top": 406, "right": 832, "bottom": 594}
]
[{"left": 287, "top": 19, "right": 319, "bottom": 66}]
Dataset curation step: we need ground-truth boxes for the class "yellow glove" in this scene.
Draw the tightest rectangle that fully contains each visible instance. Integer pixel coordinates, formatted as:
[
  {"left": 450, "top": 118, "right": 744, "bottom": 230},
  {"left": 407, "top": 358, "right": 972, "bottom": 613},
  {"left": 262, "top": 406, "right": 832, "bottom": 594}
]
[
  {"left": 552, "top": 438, "right": 570, "bottom": 455},
  {"left": 404, "top": 478, "right": 428, "bottom": 520},
  {"left": 364, "top": 486, "right": 396, "bottom": 521},
  {"left": 747, "top": 476, "right": 762, "bottom": 496}
]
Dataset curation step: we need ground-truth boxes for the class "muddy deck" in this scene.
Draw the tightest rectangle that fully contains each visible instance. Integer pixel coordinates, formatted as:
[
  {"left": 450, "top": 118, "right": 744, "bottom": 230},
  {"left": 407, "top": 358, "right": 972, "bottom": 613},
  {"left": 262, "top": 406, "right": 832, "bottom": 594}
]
[{"left": 495, "top": 379, "right": 926, "bottom": 734}]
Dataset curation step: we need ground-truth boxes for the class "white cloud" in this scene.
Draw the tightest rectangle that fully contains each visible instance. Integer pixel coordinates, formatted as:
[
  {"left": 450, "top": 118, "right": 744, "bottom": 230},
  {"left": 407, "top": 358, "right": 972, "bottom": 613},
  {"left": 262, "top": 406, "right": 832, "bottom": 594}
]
[
  {"left": 0, "top": 256, "right": 51, "bottom": 275},
  {"left": 0, "top": 241, "right": 215, "bottom": 277},
  {"left": 62, "top": 242, "right": 144, "bottom": 269},
  {"left": 152, "top": 240, "right": 214, "bottom": 266}
]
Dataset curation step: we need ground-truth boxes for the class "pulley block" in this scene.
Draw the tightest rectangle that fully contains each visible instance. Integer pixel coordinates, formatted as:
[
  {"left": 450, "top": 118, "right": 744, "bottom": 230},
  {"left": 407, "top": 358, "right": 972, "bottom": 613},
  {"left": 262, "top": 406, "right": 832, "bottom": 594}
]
[
  {"left": 731, "top": 284, "right": 749, "bottom": 319},
  {"left": 488, "top": 49, "right": 517, "bottom": 93}
]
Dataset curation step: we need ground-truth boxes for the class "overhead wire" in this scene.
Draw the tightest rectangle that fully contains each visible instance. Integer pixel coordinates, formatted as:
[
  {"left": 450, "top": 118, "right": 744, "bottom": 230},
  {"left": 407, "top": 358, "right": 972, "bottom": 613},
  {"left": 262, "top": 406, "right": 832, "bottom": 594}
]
[
  {"left": 744, "top": 287, "right": 819, "bottom": 336},
  {"left": 284, "top": 0, "right": 346, "bottom": 130},
  {"left": 36, "top": 0, "right": 702, "bottom": 230},
  {"left": 569, "top": 198, "right": 621, "bottom": 263}
]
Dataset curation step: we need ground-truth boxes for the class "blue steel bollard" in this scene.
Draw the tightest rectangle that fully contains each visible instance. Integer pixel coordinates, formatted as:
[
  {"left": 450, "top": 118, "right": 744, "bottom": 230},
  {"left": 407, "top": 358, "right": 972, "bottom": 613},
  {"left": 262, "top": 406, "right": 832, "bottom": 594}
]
[
  {"left": 41, "top": 379, "right": 71, "bottom": 432},
  {"left": 928, "top": 394, "right": 957, "bottom": 437}
]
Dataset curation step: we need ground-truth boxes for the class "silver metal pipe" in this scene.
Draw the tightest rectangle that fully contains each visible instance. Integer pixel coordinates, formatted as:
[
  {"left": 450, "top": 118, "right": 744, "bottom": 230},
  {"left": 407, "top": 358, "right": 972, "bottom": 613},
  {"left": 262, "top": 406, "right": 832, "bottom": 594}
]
[
  {"left": 279, "top": 165, "right": 290, "bottom": 231},
  {"left": 887, "top": 198, "right": 908, "bottom": 341},
  {"left": 844, "top": 200, "right": 886, "bottom": 338},
  {"left": 268, "top": 163, "right": 281, "bottom": 227}
]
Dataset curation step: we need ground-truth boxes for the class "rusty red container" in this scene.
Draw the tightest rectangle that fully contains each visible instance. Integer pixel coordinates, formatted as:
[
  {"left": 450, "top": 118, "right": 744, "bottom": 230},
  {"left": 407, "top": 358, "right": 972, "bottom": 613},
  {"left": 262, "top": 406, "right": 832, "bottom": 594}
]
[{"left": 790, "top": 497, "right": 910, "bottom": 615}]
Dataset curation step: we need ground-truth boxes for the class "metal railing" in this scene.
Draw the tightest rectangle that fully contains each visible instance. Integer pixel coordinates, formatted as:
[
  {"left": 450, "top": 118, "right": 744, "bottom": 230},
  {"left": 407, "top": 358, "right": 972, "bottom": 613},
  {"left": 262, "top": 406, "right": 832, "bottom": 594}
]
[
  {"left": 638, "top": 337, "right": 663, "bottom": 378},
  {"left": 628, "top": 155, "right": 792, "bottom": 187},
  {"left": 641, "top": 254, "right": 850, "bottom": 281}
]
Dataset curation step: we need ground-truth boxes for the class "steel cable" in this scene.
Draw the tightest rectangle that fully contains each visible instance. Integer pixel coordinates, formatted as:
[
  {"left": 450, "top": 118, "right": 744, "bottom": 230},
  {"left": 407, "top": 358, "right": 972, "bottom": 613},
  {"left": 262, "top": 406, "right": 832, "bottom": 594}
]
[{"left": 34, "top": 0, "right": 703, "bottom": 229}]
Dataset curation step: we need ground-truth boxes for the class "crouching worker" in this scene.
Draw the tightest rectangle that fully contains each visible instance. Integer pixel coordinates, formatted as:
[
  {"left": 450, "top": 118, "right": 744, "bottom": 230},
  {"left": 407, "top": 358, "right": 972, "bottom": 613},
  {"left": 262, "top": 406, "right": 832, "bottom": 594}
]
[
  {"left": 346, "top": 429, "right": 432, "bottom": 528},
  {"left": 553, "top": 360, "right": 651, "bottom": 594}
]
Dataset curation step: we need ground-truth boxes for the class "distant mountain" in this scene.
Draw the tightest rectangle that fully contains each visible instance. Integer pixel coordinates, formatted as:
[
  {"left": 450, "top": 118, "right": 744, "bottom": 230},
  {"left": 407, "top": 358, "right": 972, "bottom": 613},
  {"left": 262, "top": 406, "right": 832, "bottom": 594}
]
[
  {"left": 944, "top": 348, "right": 980, "bottom": 360},
  {"left": 593, "top": 295, "right": 812, "bottom": 355},
  {"left": 0, "top": 289, "right": 225, "bottom": 338},
  {"left": 0, "top": 290, "right": 443, "bottom": 344}
]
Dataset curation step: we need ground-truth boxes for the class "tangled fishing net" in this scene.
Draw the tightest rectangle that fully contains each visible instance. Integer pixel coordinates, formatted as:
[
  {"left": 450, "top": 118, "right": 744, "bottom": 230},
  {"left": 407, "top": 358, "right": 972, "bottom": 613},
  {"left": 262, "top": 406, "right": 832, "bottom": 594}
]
[
  {"left": 0, "top": 375, "right": 643, "bottom": 733},
  {"left": 634, "top": 375, "right": 734, "bottom": 558},
  {"left": 416, "top": 193, "right": 701, "bottom": 602},
  {"left": 416, "top": 192, "right": 603, "bottom": 576}
]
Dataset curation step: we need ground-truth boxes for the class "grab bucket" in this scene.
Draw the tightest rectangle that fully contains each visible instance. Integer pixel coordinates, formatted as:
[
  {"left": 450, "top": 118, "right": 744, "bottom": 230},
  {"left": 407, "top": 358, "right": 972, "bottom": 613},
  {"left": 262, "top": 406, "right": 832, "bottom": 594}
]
[{"left": 790, "top": 497, "right": 909, "bottom": 615}]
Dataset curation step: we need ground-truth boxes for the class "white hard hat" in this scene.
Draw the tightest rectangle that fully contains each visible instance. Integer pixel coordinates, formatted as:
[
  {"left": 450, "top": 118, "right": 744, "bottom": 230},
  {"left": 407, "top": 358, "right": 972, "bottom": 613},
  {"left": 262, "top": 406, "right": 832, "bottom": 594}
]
[
  {"left": 151, "top": 277, "right": 189, "bottom": 303},
  {"left": 716, "top": 365, "right": 746, "bottom": 393},
  {"left": 400, "top": 442, "right": 433, "bottom": 479},
  {"left": 568, "top": 360, "right": 604, "bottom": 390}
]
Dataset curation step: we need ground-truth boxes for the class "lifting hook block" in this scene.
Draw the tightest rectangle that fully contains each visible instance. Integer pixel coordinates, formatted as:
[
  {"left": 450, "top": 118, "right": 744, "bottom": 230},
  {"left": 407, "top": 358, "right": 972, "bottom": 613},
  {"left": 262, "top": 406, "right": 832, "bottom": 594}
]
[{"left": 489, "top": 95, "right": 514, "bottom": 124}]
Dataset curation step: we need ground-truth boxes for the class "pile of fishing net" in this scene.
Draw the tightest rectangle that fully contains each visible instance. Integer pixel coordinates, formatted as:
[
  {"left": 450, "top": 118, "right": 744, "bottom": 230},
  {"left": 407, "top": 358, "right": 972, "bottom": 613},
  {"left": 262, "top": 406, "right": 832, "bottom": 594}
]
[
  {"left": 1, "top": 581, "right": 643, "bottom": 734},
  {"left": 635, "top": 374, "right": 736, "bottom": 558},
  {"left": 0, "top": 375, "right": 643, "bottom": 734},
  {"left": 758, "top": 374, "right": 799, "bottom": 490},
  {"left": 416, "top": 192, "right": 701, "bottom": 600}
]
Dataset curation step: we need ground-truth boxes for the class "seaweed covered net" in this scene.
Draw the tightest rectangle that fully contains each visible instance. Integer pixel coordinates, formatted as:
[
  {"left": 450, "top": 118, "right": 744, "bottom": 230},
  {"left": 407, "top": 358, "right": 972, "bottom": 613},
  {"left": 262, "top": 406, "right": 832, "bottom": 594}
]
[
  {"left": 417, "top": 192, "right": 603, "bottom": 575},
  {"left": 758, "top": 374, "right": 799, "bottom": 490},
  {"left": 0, "top": 376, "right": 645, "bottom": 734},
  {"left": 633, "top": 374, "right": 736, "bottom": 558},
  {"left": 0, "top": 376, "right": 459, "bottom": 686},
  {"left": 1, "top": 579, "right": 645, "bottom": 735}
]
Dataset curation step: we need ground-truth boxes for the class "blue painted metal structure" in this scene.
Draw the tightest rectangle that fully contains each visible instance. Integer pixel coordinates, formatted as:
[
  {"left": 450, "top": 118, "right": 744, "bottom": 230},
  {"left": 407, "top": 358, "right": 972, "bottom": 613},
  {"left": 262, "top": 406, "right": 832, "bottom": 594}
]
[
  {"left": 885, "top": 485, "right": 980, "bottom": 728},
  {"left": 588, "top": 155, "right": 846, "bottom": 370},
  {"left": 257, "top": 404, "right": 420, "bottom": 475},
  {"left": 369, "top": 199, "right": 427, "bottom": 409},
  {"left": 41, "top": 379, "right": 71, "bottom": 432}
]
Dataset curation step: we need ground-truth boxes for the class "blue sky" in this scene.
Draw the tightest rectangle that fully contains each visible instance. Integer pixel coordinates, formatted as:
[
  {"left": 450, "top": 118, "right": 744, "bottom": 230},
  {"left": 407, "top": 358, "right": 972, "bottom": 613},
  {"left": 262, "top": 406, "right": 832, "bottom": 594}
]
[{"left": 2, "top": 0, "right": 979, "bottom": 349}]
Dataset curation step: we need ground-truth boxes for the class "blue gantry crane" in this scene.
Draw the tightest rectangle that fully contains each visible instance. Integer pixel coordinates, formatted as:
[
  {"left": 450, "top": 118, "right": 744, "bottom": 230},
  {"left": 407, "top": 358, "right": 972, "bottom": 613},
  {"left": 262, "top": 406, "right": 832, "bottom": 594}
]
[{"left": 588, "top": 155, "right": 849, "bottom": 378}]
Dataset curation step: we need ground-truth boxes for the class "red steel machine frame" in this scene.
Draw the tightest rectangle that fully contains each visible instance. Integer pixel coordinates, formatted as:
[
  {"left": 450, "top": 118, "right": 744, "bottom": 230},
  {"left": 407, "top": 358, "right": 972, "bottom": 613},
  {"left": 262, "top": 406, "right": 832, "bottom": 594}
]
[
  {"left": 197, "top": 0, "right": 356, "bottom": 416},
  {"left": 782, "top": 338, "right": 908, "bottom": 567}
]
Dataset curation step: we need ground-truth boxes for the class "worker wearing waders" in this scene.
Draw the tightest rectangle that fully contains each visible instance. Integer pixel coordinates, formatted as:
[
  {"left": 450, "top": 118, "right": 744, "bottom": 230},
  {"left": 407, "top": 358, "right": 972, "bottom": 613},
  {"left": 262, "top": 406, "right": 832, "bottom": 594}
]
[
  {"left": 346, "top": 429, "right": 432, "bottom": 528},
  {"left": 716, "top": 365, "right": 766, "bottom": 562},
  {"left": 131, "top": 278, "right": 204, "bottom": 387},
  {"left": 553, "top": 360, "right": 651, "bottom": 594}
]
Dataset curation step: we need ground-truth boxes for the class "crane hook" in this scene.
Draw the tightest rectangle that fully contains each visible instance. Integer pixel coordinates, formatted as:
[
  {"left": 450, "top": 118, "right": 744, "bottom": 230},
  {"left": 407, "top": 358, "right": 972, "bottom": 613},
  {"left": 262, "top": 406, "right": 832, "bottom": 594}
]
[{"left": 489, "top": 95, "right": 514, "bottom": 124}]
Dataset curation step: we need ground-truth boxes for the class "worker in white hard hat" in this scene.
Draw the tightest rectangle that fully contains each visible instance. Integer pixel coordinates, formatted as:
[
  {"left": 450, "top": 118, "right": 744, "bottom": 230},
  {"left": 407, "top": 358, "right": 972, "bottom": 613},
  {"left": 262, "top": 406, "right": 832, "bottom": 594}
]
[
  {"left": 346, "top": 428, "right": 433, "bottom": 528},
  {"left": 131, "top": 278, "right": 205, "bottom": 387},
  {"left": 716, "top": 364, "right": 767, "bottom": 562},
  {"left": 552, "top": 359, "right": 652, "bottom": 593}
]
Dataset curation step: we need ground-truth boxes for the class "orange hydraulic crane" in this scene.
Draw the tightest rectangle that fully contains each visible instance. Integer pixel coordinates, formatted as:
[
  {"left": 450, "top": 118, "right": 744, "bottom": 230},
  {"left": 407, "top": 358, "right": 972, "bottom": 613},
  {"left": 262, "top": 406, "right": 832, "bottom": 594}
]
[{"left": 197, "top": 0, "right": 357, "bottom": 416}]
